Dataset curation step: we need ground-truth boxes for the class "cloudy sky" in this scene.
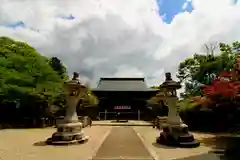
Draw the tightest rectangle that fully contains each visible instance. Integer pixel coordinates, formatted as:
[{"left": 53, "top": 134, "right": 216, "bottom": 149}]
[{"left": 1, "top": 0, "right": 240, "bottom": 87}]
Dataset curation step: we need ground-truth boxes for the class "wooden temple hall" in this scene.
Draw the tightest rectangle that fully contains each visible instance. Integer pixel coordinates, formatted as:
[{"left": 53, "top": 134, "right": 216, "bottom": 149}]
[{"left": 92, "top": 78, "right": 159, "bottom": 120}]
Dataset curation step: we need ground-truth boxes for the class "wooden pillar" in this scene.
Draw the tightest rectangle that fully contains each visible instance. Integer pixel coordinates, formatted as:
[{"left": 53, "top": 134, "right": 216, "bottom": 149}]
[
  {"left": 138, "top": 109, "right": 140, "bottom": 120},
  {"left": 104, "top": 109, "right": 107, "bottom": 120}
]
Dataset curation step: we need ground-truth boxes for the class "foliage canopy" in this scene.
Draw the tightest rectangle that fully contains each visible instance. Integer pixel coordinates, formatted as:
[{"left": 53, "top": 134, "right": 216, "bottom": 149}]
[
  {"left": 0, "top": 37, "right": 66, "bottom": 118},
  {"left": 177, "top": 42, "right": 240, "bottom": 97}
]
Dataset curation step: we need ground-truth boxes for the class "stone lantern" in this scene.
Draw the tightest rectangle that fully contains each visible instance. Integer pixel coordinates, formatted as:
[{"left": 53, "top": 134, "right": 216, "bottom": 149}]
[
  {"left": 155, "top": 89, "right": 165, "bottom": 101},
  {"left": 46, "top": 72, "right": 89, "bottom": 145},
  {"left": 156, "top": 72, "right": 200, "bottom": 148}
]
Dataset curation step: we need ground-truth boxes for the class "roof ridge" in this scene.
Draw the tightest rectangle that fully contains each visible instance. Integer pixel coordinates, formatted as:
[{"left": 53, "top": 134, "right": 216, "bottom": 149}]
[{"left": 100, "top": 77, "right": 145, "bottom": 81}]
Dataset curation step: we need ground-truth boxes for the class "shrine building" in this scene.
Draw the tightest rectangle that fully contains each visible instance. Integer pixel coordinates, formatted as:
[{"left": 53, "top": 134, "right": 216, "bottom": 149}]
[{"left": 92, "top": 78, "right": 159, "bottom": 120}]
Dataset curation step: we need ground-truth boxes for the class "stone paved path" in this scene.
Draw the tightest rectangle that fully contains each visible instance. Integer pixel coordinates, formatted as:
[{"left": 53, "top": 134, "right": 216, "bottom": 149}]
[{"left": 92, "top": 126, "right": 154, "bottom": 160}]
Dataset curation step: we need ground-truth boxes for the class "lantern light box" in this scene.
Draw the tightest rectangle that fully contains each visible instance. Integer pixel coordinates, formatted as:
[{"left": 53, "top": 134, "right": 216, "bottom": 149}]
[{"left": 113, "top": 106, "right": 131, "bottom": 110}]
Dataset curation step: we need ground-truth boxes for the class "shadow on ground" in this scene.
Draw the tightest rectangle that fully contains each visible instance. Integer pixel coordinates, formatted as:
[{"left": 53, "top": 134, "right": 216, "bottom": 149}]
[
  {"left": 152, "top": 142, "right": 221, "bottom": 160},
  {"left": 152, "top": 142, "right": 178, "bottom": 149},
  {"left": 33, "top": 141, "right": 48, "bottom": 146},
  {"left": 173, "top": 153, "right": 221, "bottom": 160},
  {"left": 199, "top": 135, "right": 240, "bottom": 160},
  {"left": 111, "top": 120, "right": 129, "bottom": 123},
  {"left": 33, "top": 138, "right": 89, "bottom": 147},
  {"left": 152, "top": 136, "right": 240, "bottom": 160}
]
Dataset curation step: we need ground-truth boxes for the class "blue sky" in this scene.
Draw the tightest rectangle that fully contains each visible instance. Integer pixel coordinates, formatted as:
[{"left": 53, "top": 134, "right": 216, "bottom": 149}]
[
  {"left": 60, "top": 14, "right": 75, "bottom": 20},
  {"left": 157, "top": 0, "right": 193, "bottom": 23},
  {"left": 6, "top": 21, "right": 25, "bottom": 28},
  {"left": 158, "top": 0, "right": 240, "bottom": 24},
  {"left": 4, "top": 14, "right": 75, "bottom": 29}
]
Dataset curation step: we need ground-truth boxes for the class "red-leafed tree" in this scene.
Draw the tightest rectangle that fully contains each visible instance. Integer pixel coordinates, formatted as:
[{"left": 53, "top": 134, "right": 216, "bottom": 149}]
[
  {"left": 198, "top": 71, "right": 240, "bottom": 108},
  {"left": 203, "top": 81, "right": 236, "bottom": 100}
]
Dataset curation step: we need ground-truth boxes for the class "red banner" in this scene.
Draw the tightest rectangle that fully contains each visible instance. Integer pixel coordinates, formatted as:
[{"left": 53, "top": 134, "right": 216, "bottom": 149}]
[{"left": 114, "top": 106, "right": 131, "bottom": 110}]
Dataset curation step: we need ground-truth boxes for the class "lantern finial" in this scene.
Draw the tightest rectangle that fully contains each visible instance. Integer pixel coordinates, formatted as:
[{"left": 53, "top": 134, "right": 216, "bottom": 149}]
[
  {"left": 160, "top": 72, "right": 181, "bottom": 90},
  {"left": 72, "top": 72, "right": 79, "bottom": 80},
  {"left": 165, "top": 72, "right": 172, "bottom": 81}
]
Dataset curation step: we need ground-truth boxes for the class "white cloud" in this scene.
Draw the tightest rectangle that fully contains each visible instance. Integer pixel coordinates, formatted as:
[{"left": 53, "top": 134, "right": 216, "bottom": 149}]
[
  {"left": 0, "top": 0, "right": 240, "bottom": 90},
  {"left": 182, "top": 2, "right": 189, "bottom": 10},
  {"left": 182, "top": 0, "right": 193, "bottom": 10},
  {"left": 112, "top": 65, "right": 145, "bottom": 77},
  {"left": 192, "top": 0, "right": 234, "bottom": 12}
]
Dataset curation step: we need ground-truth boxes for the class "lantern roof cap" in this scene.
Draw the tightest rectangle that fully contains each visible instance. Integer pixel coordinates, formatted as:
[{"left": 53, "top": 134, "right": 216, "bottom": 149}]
[
  {"left": 156, "top": 91, "right": 165, "bottom": 97},
  {"left": 64, "top": 72, "right": 86, "bottom": 88},
  {"left": 65, "top": 79, "right": 80, "bottom": 85},
  {"left": 160, "top": 72, "right": 181, "bottom": 89}
]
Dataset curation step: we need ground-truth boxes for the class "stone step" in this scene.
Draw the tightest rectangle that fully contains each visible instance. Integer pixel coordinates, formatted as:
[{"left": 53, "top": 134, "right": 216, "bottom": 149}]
[
  {"left": 92, "top": 121, "right": 152, "bottom": 126},
  {"left": 92, "top": 123, "right": 152, "bottom": 126},
  {"left": 179, "top": 140, "right": 200, "bottom": 148},
  {"left": 178, "top": 134, "right": 194, "bottom": 143}
]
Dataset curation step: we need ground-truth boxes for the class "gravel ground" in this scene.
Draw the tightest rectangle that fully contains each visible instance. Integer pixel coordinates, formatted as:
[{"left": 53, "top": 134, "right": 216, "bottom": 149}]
[
  {"left": 0, "top": 125, "right": 228, "bottom": 160},
  {"left": 133, "top": 127, "right": 221, "bottom": 160},
  {"left": 0, "top": 126, "right": 112, "bottom": 160}
]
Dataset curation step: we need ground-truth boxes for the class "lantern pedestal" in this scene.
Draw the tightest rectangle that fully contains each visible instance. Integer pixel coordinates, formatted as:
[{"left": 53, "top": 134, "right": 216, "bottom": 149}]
[
  {"left": 46, "top": 122, "right": 89, "bottom": 145},
  {"left": 156, "top": 97, "right": 200, "bottom": 148},
  {"left": 46, "top": 73, "right": 89, "bottom": 145},
  {"left": 157, "top": 124, "right": 200, "bottom": 148}
]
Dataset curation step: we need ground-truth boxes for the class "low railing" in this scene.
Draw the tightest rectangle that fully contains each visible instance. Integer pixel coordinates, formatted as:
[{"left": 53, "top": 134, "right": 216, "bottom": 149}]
[
  {"left": 42, "top": 117, "right": 56, "bottom": 127},
  {"left": 153, "top": 116, "right": 168, "bottom": 129},
  {"left": 55, "top": 116, "right": 92, "bottom": 128}
]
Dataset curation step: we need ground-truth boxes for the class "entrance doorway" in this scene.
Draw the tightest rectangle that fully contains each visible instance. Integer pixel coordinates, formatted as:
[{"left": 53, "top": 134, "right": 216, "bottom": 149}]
[{"left": 98, "top": 110, "right": 141, "bottom": 120}]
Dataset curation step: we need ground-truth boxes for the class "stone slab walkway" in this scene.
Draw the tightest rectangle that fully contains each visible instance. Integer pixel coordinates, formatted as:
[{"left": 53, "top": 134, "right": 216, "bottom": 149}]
[
  {"left": 92, "top": 126, "right": 154, "bottom": 160},
  {"left": 92, "top": 120, "right": 152, "bottom": 126}
]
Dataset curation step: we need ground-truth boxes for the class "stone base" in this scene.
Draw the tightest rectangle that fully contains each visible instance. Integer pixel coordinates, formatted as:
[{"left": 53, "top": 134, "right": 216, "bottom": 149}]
[
  {"left": 46, "top": 136, "right": 89, "bottom": 145},
  {"left": 46, "top": 122, "right": 89, "bottom": 145},
  {"left": 156, "top": 123, "right": 200, "bottom": 148},
  {"left": 114, "top": 120, "right": 128, "bottom": 123}
]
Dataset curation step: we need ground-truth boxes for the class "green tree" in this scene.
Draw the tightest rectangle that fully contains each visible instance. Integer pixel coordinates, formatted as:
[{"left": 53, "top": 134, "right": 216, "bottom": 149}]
[
  {"left": 49, "top": 57, "right": 68, "bottom": 80},
  {"left": 81, "top": 87, "right": 99, "bottom": 107},
  {"left": 150, "top": 85, "right": 159, "bottom": 89},
  {"left": 177, "top": 42, "right": 240, "bottom": 96},
  {"left": 0, "top": 37, "right": 65, "bottom": 122}
]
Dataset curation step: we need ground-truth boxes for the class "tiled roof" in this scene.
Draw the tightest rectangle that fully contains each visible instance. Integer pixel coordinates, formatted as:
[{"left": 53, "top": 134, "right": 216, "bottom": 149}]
[{"left": 92, "top": 78, "right": 158, "bottom": 92}]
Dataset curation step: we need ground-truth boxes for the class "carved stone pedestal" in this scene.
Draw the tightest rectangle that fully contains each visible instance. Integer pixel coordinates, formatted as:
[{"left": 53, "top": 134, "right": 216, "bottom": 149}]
[
  {"left": 156, "top": 97, "right": 200, "bottom": 148},
  {"left": 46, "top": 122, "right": 89, "bottom": 145},
  {"left": 157, "top": 123, "right": 200, "bottom": 148},
  {"left": 46, "top": 72, "right": 89, "bottom": 145}
]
